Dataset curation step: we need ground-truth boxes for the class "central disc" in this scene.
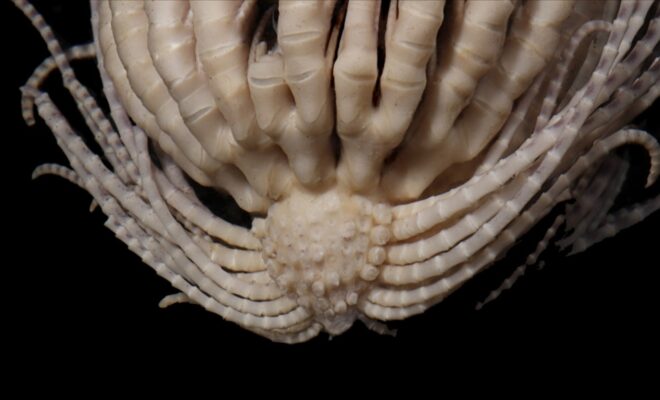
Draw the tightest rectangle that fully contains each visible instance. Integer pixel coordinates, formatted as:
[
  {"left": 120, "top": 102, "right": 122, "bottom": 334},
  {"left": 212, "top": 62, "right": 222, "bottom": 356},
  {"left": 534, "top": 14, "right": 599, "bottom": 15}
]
[{"left": 257, "top": 187, "right": 391, "bottom": 335}]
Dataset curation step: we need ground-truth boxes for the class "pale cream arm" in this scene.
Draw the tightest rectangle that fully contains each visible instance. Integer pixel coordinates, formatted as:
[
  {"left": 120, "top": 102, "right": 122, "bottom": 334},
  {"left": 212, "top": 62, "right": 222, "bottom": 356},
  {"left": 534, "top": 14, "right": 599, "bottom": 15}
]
[
  {"left": 144, "top": 0, "right": 235, "bottom": 163},
  {"left": 145, "top": 0, "right": 291, "bottom": 201},
  {"left": 382, "top": 0, "right": 514, "bottom": 198},
  {"left": 335, "top": 0, "right": 446, "bottom": 191},
  {"left": 248, "top": 1, "right": 338, "bottom": 186},
  {"left": 98, "top": 0, "right": 213, "bottom": 186},
  {"left": 103, "top": 1, "right": 269, "bottom": 212},
  {"left": 383, "top": 0, "right": 575, "bottom": 201},
  {"left": 190, "top": 0, "right": 263, "bottom": 149}
]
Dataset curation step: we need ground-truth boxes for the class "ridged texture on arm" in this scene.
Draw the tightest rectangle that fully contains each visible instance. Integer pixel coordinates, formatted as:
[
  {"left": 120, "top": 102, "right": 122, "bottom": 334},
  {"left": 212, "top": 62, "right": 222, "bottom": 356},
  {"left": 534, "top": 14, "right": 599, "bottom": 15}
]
[{"left": 335, "top": 0, "right": 446, "bottom": 191}]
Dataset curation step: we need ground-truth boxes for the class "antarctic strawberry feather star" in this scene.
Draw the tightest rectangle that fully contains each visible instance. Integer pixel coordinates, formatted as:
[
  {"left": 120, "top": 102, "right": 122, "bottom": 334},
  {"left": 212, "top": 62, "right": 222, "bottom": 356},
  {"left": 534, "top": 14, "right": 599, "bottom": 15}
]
[{"left": 14, "top": 0, "right": 660, "bottom": 343}]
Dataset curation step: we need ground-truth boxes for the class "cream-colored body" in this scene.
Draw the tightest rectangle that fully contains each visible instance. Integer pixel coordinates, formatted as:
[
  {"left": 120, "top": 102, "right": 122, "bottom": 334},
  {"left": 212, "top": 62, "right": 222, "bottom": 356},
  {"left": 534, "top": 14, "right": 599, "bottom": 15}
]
[{"left": 16, "top": 0, "right": 660, "bottom": 342}]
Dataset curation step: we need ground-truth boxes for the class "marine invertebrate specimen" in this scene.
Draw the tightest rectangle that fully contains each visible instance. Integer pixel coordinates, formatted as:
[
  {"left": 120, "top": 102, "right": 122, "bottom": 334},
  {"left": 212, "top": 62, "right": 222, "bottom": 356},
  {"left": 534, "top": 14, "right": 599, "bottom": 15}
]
[{"left": 15, "top": 0, "right": 659, "bottom": 343}]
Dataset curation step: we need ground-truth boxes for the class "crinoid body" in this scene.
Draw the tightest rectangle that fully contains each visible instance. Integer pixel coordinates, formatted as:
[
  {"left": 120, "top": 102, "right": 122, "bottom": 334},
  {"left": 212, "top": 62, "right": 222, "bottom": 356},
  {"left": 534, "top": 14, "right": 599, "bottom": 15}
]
[{"left": 14, "top": 0, "right": 660, "bottom": 343}]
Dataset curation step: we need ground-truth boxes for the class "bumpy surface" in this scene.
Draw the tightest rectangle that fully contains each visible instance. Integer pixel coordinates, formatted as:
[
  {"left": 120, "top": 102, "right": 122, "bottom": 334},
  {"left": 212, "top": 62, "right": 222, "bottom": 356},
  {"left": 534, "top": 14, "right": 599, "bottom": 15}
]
[
  {"left": 15, "top": 0, "right": 660, "bottom": 342},
  {"left": 256, "top": 188, "right": 390, "bottom": 335}
]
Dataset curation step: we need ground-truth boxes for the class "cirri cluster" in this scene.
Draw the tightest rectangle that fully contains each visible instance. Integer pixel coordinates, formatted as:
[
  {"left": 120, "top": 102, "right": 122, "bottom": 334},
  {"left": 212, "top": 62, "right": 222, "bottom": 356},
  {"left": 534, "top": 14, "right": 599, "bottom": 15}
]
[{"left": 15, "top": 0, "right": 660, "bottom": 342}]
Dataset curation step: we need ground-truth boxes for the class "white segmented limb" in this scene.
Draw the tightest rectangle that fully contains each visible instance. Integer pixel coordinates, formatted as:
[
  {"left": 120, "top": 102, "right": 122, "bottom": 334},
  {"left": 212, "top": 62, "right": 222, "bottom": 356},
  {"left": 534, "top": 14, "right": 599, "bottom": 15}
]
[
  {"left": 158, "top": 293, "right": 191, "bottom": 308},
  {"left": 335, "top": 0, "right": 446, "bottom": 191},
  {"left": 14, "top": 0, "right": 141, "bottom": 187},
  {"left": 32, "top": 163, "right": 84, "bottom": 186},
  {"left": 390, "top": 120, "right": 560, "bottom": 240},
  {"left": 374, "top": 0, "right": 446, "bottom": 138},
  {"left": 391, "top": 113, "right": 581, "bottom": 241},
  {"left": 97, "top": 2, "right": 310, "bottom": 334},
  {"left": 387, "top": 171, "right": 529, "bottom": 265},
  {"left": 153, "top": 170, "right": 260, "bottom": 250},
  {"left": 133, "top": 130, "right": 286, "bottom": 302},
  {"left": 575, "top": 57, "right": 660, "bottom": 159},
  {"left": 174, "top": 208, "right": 208, "bottom": 242},
  {"left": 382, "top": 0, "right": 514, "bottom": 198},
  {"left": 17, "top": 42, "right": 136, "bottom": 186},
  {"left": 533, "top": 20, "right": 612, "bottom": 133},
  {"left": 128, "top": 218, "right": 311, "bottom": 329},
  {"left": 248, "top": 1, "right": 337, "bottom": 186},
  {"left": 278, "top": 0, "right": 337, "bottom": 128},
  {"left": 89, "top": 0, "right": 139, "bottom": 208},
  {"left": 99, "top": 0, "right": 256, "bottom": 246},
  {"left": 547, "top": 0, "right": 611, "bottom": 107},
  {"left": 186, "top": 221, "right": 265, "bottom": 273},
  {"left": 34, "top": 93, "right": 282, "bottom": 306},
  {"left": 92, "top": 0, "right": 143, "bottom": 172},
  {"left": 145, "top": 0, "right": 292, "bottom": 199},
  {"left": 190, "top": 0, "right": 262, "bottom": 148},
  {"left": 384, "top": 0, "right": 574, "bottom": 201},
  {"left": 595, "top": 16, "right": 660, "bottom": 106},
  {"left": 503, "top": 7, "right": 611, "bottom": 153},
  {"left": 332, "top": 0, "right": 381, "bottom": 189},
  {"left": 247, "top": 7, "right": 290, "bottom": 134},
  {"left": 612, "top": 0, "right": 654, "bottom": 66},
  {"left": 143, "top": 0, "right": 234, "bottom": 162},
  {"left": 35, "top": 94, "right": 169, "bottom": 237},
  {"left": 382, "top": 123, "right": 660, "bottom": 287},
  {"left": 21, "top": 43, "right": 96, "bottom": 127},
  {"left": 333, "top": 0, "right": 379, "bottom": 134},
  {"left": 136, "top": 135, "right": 278, "bottom": 299},
  {"left": 31, "top": 163, "right": 101, "bottom": 213},
  {"left": 195, "top": 238, "right": 265, "bottom": 273},
  {"left": 391, "top": 0, "right": 649, "bottom": 239},
  {"left": 390, "top": 107, "right": 561, "bottom": 223},
  {"left": 386, "top": 128, "right": 659, "bottom": 297},
  {"left": 108, "top": 1, "right": 225, "bottom": 170},
  {"left": 34, "top": 93, "right": 308, "bottom": 325},
  {"left": 97, "top": 0, "right": 212, "bottom": 187},
  {"left": 364, "top": 193, "right": 561, "bottom": 316},
  {"left": 234, "top": 271, "right": 274, "bottom": 286},
  {"left": 476, "top": 214, "right": 566, "bottom": 310},
  {"left": 475, "top": 68, "right": 548, "bottom": 175},
  {"left": 592, "top": 128, "right": 660, "bottom": 189},
  {"left": 108, "top": 0, "right": 267, "bottom": 210},
  {"left": 157, "top": 150, "right": 195, "bottom": 196},
  {"left": 101, "top": 1, "right": 269, "bottom": 213}
]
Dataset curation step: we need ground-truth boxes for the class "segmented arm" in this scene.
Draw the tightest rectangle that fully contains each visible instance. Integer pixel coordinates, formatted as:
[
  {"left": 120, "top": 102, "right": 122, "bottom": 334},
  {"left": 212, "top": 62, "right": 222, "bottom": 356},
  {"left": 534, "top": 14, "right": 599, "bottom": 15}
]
[{"left": 335, "top": 0, "right": 446, "bottom": 191}]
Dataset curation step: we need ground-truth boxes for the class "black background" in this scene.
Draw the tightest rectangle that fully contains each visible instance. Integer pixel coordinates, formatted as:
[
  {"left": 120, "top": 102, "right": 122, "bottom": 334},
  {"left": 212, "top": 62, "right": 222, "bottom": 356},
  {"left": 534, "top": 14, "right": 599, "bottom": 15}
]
[{"left": 4, "top": 0, "right": 658, "bottom": 381}]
